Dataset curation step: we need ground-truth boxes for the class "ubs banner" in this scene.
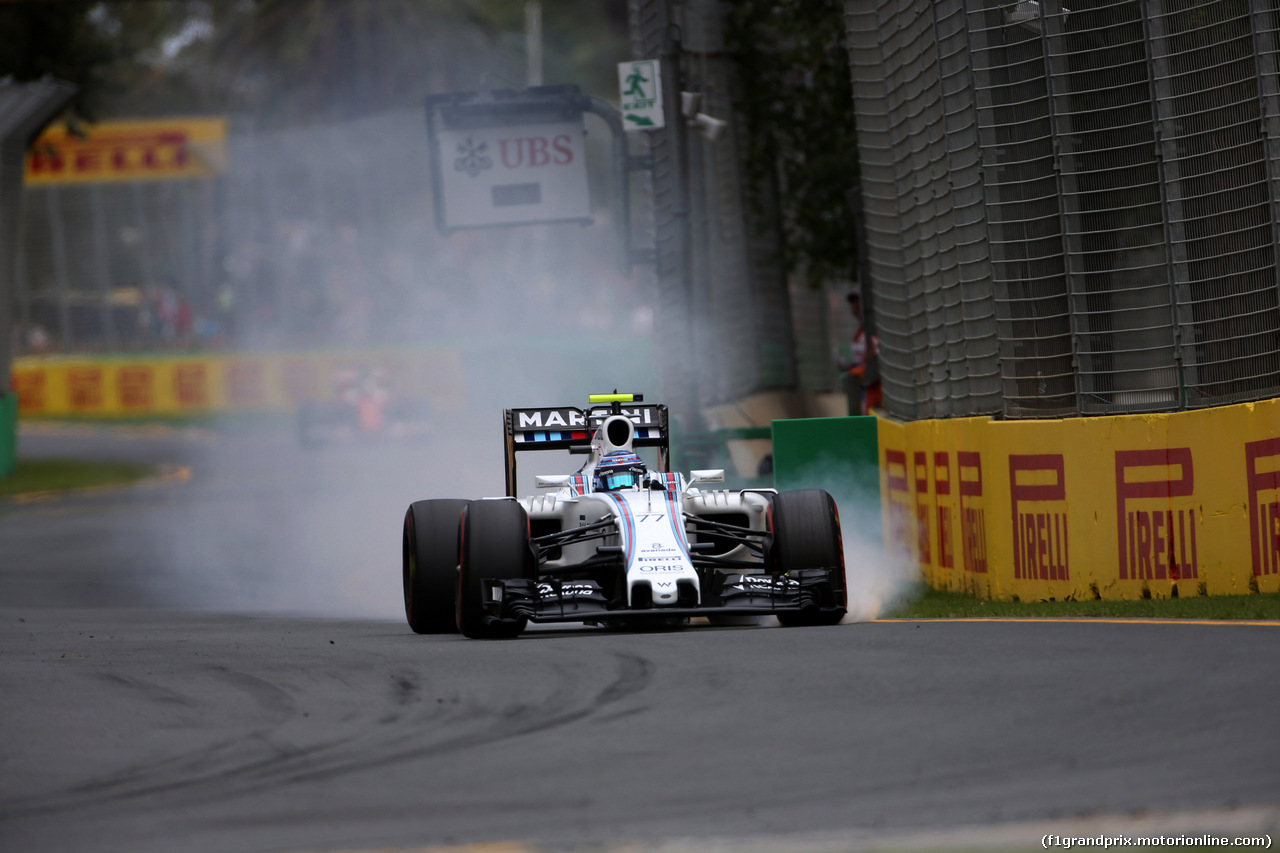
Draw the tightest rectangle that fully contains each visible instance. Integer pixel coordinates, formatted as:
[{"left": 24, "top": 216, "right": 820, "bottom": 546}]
[
  {"left": 425, "top": 88, "right": 593, "bottom": 233},
  {"left": 11, "top": 350, "right": 463, "bottom": 417},
  {"left": 878, "top": 399, "right": 1280, "bottom": 599},
  {"left": 433, "top": 118, "right": 590, "bottom": 229}
]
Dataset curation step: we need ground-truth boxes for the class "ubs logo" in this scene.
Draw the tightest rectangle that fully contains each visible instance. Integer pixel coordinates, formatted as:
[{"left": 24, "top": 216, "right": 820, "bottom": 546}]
[{"left": 453, "top": 136, "right": 493, "bottom": 177}]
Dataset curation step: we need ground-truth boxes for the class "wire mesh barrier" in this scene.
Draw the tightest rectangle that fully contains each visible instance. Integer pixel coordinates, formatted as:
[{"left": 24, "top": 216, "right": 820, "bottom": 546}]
[
  {"left": 846, "top": 0, "right": 1006, "bottom": 420},
  {"left": 846, "top": 0, "right": 1280, "bottom": 420}
]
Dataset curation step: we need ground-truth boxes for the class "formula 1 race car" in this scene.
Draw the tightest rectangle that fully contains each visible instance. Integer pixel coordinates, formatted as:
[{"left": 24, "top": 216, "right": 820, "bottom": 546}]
[
  {"left": 402, "top": 393, "right": 847, "bottom": 638},
  {"left": 298, "top": 366, "right": 432, "bottom": 449}
]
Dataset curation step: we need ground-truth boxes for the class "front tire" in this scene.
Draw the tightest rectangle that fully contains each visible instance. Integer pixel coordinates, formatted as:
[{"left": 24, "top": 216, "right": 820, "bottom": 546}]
[
  {"left": 457, "top": 500, "right": 531, "bottom": 639},
  {"left": 769, "top": 489, "right": 847, "bottom": 626},
  {"left": 403, "top": 499, "right": 470, "bottom": 634}
]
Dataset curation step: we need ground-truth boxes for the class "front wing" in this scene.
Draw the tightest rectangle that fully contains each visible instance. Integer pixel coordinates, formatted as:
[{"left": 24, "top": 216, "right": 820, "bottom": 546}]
[{"left": 479, "top": 567, "right": 845, "bottom": 625}]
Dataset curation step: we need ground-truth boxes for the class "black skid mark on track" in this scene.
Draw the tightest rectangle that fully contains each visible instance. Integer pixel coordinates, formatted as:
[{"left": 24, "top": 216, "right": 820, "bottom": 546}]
[
  {"left": 595, "top": 653, "right": 653, "bottom": 708},
  {"left": 389, "top": 671, "right": 421, "bottom": 706},
  {"left": 268, "top": 651, "right": 656, "bottom": 786},
  {"left": 592, "top": 705, "right": 648, "bottom": 725},
  {"left": 0, "top": 730, "right": 367, "bottom": 821},
  {"left": 206, "top": 665, "right": 297, "bottom": 720},
  {"left": 96, "top": 672, "right": 197, "bottom": 709},
  {"left": 0, "top": 652, "right": 655, "bottom": 820},
  {"left": 0, "top": 665, "right": 317, "bottom": 820}
]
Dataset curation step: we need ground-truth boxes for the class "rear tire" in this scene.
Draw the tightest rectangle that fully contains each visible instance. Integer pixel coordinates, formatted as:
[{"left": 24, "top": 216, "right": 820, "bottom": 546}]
[
  {"left": 457, "top": 500, "right": 531, "bottom": 639},
  {"left": 769, "top": 489, "right": 847, "bottom": 626},
  {"left": 403, "top": 499, "right": 470, "bottom": 634}
]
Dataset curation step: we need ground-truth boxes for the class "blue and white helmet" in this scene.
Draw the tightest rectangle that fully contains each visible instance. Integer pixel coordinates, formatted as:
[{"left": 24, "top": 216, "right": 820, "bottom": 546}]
[{"left": 593, "top": 450, "right": 647, "bottom": 492}]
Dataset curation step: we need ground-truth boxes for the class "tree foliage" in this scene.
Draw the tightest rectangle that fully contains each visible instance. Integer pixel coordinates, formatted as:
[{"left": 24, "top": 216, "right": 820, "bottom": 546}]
[
  {"left": 209, "top": 0, "right": 626, "bottom": 124},
  {"left": 0, "top": 2, "right": 186, "bottom": 121},
  {"left": 725, "top": 0, "right": 859, "bottom": 287}
]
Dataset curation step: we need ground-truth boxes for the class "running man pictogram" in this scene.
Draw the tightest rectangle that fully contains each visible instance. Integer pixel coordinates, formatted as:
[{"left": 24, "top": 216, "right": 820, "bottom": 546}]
[{"left": 624, "top": 68, "right": 650, "bottom": 98}]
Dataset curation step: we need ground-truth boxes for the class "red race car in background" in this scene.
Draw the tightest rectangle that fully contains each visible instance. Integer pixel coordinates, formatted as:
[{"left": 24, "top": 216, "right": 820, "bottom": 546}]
[{"left": 297, "top": 366, "right": 433, "bottom": 448}]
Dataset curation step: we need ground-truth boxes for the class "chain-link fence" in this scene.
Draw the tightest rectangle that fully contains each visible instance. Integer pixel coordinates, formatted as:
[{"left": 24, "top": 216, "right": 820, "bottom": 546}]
[
  {"left": 846, "top": 0, "right": 1280, "bottom": 420},
  {"left": 846, "top": 0, "right": 1005, "bottom": 421}
]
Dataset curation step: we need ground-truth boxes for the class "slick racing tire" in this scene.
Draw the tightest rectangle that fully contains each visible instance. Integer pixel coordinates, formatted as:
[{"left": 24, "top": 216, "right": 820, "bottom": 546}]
[
  {"left": 769, "top": 489, "right": 847, "bottom": 627},
  {"left": 457, "top": 500, "right": 532, "bottom": 639},
  {"left": 403, "top": 499, "right": 471, "bottom": 634}
]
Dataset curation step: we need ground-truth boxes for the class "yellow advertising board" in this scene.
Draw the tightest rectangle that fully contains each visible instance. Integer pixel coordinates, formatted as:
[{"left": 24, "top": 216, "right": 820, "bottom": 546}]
[
  {"left": 25, "top": 117, "right": 228, "bottom": 185},
  {"left": 11, "top": 350, "right": 464, "bottom": 417},
  {"left": 879, "top": 399, "right": 1280, "bottom": 600}
]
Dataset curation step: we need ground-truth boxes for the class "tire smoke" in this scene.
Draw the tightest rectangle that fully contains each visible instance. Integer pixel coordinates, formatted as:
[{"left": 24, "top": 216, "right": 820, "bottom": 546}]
[{"left": 785, "top": 461, "right": 920, "bottom": 622}]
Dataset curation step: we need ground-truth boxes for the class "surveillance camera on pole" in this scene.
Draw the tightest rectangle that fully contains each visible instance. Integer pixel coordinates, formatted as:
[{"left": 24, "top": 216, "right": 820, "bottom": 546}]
[
  {"left": 678, "top": 90, "right": 725, "bottom": 142},
  {"left": 690, "top": 113, "right": 727, "bottom": 143}
]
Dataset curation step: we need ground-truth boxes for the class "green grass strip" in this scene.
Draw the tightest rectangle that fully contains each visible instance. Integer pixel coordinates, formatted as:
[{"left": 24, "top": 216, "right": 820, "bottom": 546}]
[
  {"left": 883, "top": 586, "right": 1280, "bottom": 621},
  {"left": 0, "top": 458, "right": 155, "bottom": 497}
]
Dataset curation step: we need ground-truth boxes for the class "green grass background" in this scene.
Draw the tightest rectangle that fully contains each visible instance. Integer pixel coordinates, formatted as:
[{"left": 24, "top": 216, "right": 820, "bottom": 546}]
[
  {"left": 0, "top": 459, "right": 154, "bottom": 497},
  {"left": 884, "top": 586, "right": 1280, "bottom": 621}
]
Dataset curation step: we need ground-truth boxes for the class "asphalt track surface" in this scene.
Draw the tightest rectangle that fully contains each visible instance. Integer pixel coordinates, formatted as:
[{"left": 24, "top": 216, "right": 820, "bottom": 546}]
[{"left": 2, "top": 422, "right": 1279, "bottom": 853}]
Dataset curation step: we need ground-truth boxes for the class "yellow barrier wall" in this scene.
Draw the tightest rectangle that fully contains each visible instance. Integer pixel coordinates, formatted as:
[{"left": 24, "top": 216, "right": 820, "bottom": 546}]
[
  {"left": 878, "top": 399, "right": 1280, "bottom": 600},
  {"left": 11, "top": 350, "right": 465, "bottom": 417}
]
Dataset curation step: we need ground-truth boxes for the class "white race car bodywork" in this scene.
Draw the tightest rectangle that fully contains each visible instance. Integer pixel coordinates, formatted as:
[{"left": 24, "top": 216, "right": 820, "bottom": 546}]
[
  {"left": 524, "top": 478, "right": 774, "bottom": 609},
  {"left": 402, "top": 394, "right": 847, "bottom": 638},
  {"left": 517, "top": 409, "right": 781, "bottom": 611}
]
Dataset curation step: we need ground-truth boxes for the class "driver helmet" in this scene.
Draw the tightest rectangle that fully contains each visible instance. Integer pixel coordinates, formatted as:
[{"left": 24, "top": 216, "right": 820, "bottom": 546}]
[{"left": 593, "top": 450, "right": 647, "bottom": 492}]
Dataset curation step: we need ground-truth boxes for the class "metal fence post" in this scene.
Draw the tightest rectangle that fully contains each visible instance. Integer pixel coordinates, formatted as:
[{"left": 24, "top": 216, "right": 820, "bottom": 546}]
[
  {"left": 1251, "top": 0, "right": 1280, "bottom": 324},
  {"left": 45, "top": 187, "right": 73, "bottom": 347}
]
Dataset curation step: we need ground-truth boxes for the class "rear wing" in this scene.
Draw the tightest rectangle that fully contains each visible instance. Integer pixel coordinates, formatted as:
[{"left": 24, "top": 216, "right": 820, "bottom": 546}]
[{"left": 502, "top": 398, "right": 670, "bottom": 497}]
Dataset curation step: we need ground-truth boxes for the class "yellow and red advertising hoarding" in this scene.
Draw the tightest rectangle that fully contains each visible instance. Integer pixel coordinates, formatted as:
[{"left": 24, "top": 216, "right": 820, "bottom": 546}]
[
  {"left": 879, "top": 399, "right": 1280, "bottom": 599},
  {"left": 25, "top": 117, "right": 228, "bottom": 185},
  {"left": 11, "top": 350, "right": 464, "bottom": 417}
]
